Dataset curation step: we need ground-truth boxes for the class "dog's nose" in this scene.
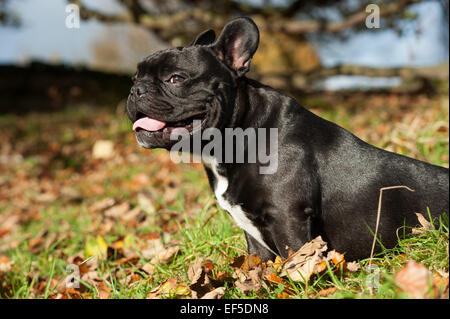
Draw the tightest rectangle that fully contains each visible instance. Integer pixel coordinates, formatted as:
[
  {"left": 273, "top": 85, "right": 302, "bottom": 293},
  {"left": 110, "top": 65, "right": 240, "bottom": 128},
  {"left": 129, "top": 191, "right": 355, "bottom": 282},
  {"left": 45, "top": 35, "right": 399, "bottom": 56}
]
[{"left": 132, "top": 84, "right": 147, "bottom": 97}]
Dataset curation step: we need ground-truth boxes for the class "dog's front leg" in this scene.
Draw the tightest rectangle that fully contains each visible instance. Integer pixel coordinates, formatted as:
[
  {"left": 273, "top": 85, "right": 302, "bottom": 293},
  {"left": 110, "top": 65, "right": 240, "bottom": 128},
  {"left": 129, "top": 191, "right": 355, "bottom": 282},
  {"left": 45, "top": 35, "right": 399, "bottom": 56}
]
[
  {"left": 264, "top": 205, "right": 319, "bottom": 259},
  {"left": 244, "top": 231, "right": 277, "bottom": 261}
]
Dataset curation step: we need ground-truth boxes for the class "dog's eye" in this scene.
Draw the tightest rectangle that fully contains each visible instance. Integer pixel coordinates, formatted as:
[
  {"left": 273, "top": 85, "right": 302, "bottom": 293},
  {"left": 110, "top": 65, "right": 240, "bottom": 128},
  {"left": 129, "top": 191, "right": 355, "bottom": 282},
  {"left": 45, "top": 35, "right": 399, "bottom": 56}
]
[{"left": 168, "top": 74, "right": 185, "bottom": 84}]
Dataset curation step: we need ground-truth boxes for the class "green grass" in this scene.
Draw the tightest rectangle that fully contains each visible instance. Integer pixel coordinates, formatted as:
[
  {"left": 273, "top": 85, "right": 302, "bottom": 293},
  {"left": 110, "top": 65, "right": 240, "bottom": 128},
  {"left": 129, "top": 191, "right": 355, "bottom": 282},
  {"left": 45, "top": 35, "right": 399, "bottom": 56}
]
[{"left": 0, "top": 94, "right": 448, "bottom": 299}]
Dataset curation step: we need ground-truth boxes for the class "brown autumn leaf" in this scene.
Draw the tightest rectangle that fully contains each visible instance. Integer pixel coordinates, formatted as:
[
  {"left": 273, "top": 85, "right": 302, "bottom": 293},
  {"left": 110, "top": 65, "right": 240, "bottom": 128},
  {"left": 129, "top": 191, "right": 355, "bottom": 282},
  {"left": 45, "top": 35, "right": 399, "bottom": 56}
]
[
  {"left": 230, "top": 254, "right": 263, "bottom": 272},
  {"left": 344, "top": 261, "right": 361, "bottom": 272},
  {"left": 163, "top": 186, "right": 180, "bottom": 203},
  {"left": 104, "top": 202, "right": 130, "bottom": 219},
  {"left": 141, "top": 262, "right": 156, "bottom": 276},
  {"left": 431, "top": 272, "right": 449, "bottom": 298},
  {"left": 89, "top": 198, "right": 116, "bottom": 212},
  {"left": 67, "top": 253, "right": 97, "bottom": 275},
  {"left": 137, "top": 192, "right": 156, "bottom": 215},
  {"left": 92, "top": 140, "right": 115, "bottom": 159},
  {"left": 34, "top": 192, "right": 57, "bottom": 203},
  {"left": 412, "top": 212, "right": 432, "bottom": 235},
  {"left": 152, "top": 246, "right": 180, "bottom": 264},
  {"left": 147, "top": 277, "right": 191, "bottom": 299},
  {"left": 236, "top": 265, "right": 264, "bottom": 295},
  {"left": 48, "top": 288, "right": 82, "bottom": 299},
  {"left": 280, "top": 236, "right": 328, "bottom": 282},
  {"left": 120, "top": 272, "right": 144, "bottom": 286},
  {"left": 187, "top": 259, "right": 228, "bottom": 299},
  {"left": 229, "top": 254, "right": 265, "bottom": 295},
  {"left": 264, "top": 272, "right": 285, "bottom": 285},
  {"left": 97, "top": 281, "right": 112, "bottom": 299},
  {"left": 425, "top": 271, "right": 448, "bottom": 299},
  {"left": 277, "top": 291, "right": 293, "bottom": 299},
  {"left": 310, "top": 287, "right": 337, "bottom": 298},
  {"left": 0, "top": 214, "right": 19, "bottom": 238},
  {"left": 125, "top": 173, "right": 151, "bottom": 192},
  {"left": 266, "top": 255, "right": 284, "bottom": 273},
  {"left": 60, "top": 186, "right": 82, "bottom": 202},
  {"left": 395, "top": 260, "right": 431, "bottom": 298},
  {"left": 141, "top": 237, "right": 180, "bottom": 265},
  {"left": 188, "top": 259, "right": 213, "bottom": 298},
  {"left": 0, "top": 255, "right": 14, "bottom": 272},
  {"left": 28, "top": 236, "right": 45, "bottom": 253},
  {"left": 121, "top": 207, "right": 143, "bottom": 223},
  {"left": 263, "top": 272, "right": 296, "bottom": 298},
  {"left": 131, "top": 173, "right": 150, "bottom": 187},
  {"left": 201, "top": 287, "right": 226, "bottom": 299},
  {"left": 81, "top": 270, "right": 104, "bottom": 286},
  {"left": 326, "top": 250, "right": 345, "bottom": 267}
]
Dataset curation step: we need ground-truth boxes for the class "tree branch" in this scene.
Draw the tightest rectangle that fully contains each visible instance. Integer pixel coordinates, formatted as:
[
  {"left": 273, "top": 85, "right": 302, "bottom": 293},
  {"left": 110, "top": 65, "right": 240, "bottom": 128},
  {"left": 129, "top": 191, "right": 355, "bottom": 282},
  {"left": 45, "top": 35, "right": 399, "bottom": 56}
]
[
  {"left": 67, "top": 0, "right": 425, "bottom": 41},
  {"left": 252, "top": 63, "right": 449, "bottom": 93},
  {"left": 68, "top": 0, "right": 131, "bottom": 23},
  {"left": 263, "top": 0, "right": 424, "bottom": 35}
]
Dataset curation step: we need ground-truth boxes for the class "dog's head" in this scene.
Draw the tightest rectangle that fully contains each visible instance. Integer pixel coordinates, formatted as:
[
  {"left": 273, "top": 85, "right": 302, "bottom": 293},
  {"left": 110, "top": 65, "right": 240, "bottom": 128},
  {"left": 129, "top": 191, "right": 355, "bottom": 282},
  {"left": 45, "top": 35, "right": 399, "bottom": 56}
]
[{"left": 126, "top": 17, "right": 259, "bottom": 149}]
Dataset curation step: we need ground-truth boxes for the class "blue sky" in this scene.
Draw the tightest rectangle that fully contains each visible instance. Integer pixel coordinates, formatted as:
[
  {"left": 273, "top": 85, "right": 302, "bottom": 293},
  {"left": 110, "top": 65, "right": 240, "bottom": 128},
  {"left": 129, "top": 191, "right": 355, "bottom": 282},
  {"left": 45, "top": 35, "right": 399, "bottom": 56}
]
[{"left": 0, "top": 0, "right": 448, "bottom": 72}]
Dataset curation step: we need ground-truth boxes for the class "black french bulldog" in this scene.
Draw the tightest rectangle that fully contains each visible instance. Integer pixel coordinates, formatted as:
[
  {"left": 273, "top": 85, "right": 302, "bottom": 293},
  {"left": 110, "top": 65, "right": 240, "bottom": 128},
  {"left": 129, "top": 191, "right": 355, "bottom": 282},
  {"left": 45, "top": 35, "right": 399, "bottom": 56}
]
[{"left": 126, "top": 17, "right": 449, "bottom": 261}]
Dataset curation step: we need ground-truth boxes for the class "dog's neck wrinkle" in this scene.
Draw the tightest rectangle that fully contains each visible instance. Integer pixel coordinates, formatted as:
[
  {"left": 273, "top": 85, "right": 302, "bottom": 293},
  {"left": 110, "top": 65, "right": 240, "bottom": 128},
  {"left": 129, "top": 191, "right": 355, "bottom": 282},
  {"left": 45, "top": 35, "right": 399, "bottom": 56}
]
[
  {"left": 228, "top": 77, "right": 254, "bottom": 129},
  {"left": 229, "top": 77, "right": 277, "bottom": 129}
]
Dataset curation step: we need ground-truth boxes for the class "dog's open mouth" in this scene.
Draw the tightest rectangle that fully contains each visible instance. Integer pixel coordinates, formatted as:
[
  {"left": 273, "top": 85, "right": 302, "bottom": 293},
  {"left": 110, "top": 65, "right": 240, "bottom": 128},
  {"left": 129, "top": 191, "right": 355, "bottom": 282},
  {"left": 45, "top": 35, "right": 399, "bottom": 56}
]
[{"left": 133, "top": 111, "right": 208, "bottom": 144}]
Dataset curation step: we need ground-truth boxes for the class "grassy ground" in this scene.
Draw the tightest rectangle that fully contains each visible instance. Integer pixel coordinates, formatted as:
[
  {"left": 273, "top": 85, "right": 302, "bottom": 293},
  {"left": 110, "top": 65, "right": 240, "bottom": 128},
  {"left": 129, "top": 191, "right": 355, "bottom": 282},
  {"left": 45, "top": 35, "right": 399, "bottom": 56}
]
[{"left": 0, "top": 92, "right": 448, "bottom": 299}]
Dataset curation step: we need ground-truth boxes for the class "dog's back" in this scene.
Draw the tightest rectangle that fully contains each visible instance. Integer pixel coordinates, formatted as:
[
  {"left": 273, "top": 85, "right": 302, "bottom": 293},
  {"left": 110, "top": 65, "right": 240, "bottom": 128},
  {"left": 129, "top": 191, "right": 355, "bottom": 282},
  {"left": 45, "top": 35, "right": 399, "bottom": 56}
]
[{"left": 306, "top": 110, "right": 449, "bottom": 259}]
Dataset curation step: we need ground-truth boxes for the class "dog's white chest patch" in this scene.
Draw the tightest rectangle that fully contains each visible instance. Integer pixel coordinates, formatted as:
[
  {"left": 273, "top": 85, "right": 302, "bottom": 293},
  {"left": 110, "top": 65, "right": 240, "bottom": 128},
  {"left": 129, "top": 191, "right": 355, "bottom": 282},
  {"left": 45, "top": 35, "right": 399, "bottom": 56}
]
[{"left": 202, "top": 157, "right": 277, "bottom": 255}]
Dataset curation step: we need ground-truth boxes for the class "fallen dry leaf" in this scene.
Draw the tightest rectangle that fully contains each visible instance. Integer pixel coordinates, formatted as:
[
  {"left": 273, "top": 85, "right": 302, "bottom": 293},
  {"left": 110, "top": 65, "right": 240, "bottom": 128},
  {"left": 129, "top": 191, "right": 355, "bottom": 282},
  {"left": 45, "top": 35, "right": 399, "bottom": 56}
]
[
  {"left": 264, "top": 272, "right": 285, "bottom": 285},
  {"left": 230, "top": 254, "right": 263, "bottom": 272},
  {"left": 416, "top": 212, "right": 432, "bottom": 229},
  {"left": 326, "top": 250, "right": 345, "bottom": 267},
  {"left": 188, "top": 259, "right": 213, "bottom": 298},
  {"left": 89, "top": 198, "right": 115, "bottom": 212},
  {"left": 121, "top": 207, "right": 142, "bottom": 222},
  {"left": 412, "top": 212, "right": 432, "bottom": 235},
  {"left": 0, "top": 215, "right": 19, "bottom": 237},
  {"left": 92, "top": 140, "right": 114, "bottom": 159},
  {"left": 151, "top": 246, "right": 180, "bottom": 264},
  {"left": 49, "top": 288, "right": 82, "bottom": 299},
  {"left": 344, "top": 261, "right": 361, "bottom": 272},
  {"left": 395, "top": 260, "right": 431, "bottom": 298},
  {"left": 141, "top": 237, "right": 180, "bottom": 265},
  {"left": 280, "top": 236, "right": 328, "bottom": 282},
  {"left": 201, "top": 287, "right": 225, "bottom": 299},
  {"left": 309, "top": 287, "right": 337, "bottom": 298},
  {"left": 104, "top": 202, "right": 130, "bottom": 219},
  {"left": 137, "top": 192, "right": 156, "bottom": 215},
  {"left": 97, "top": 282, "right": 112, "bottom": 299},
  {"left": 430, "top": 272, "right": 449, "bottom": 298},
  {"left": 141, "top": 262, "right": 156, "bottom": 276},
  {"left": 229, "top": 254, "right": 265, "bottom": 295},
  {"left": 266, "top": 255, "right": 283, "bottom": 273},
  {"left": 0, "top": 255, "right": 14, "bottom": 272},
  {"left": 147, "top": 277, "right": 191, "bottom": 299},
  {"left": 187, "top": 259, "right": 230, "bottom": 299},
  {"left": 34, "top": 192, "right": 57, "bottom": 203},
  {"left": 84, "top": 236, "right": 108, "bottom": 259},
  {"left": 235, "top": 265, "right": 263, "bottom": 294}
]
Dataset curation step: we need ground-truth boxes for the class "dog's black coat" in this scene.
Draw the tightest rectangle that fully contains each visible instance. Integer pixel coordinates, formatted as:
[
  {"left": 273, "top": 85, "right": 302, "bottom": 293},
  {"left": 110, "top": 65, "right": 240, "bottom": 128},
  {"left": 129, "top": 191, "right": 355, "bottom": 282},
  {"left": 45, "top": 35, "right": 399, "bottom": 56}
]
[{"left": 127, "top": 17, "right": 449, "bottom": 261}]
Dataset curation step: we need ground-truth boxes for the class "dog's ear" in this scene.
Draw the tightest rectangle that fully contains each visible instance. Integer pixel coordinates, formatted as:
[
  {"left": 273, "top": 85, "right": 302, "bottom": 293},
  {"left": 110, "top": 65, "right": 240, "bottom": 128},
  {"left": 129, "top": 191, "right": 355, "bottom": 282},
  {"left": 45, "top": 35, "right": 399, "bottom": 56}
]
[
  {"left": 190, "top": 29, "right": 216, "bottom": 46},
  {"left": 211, "top": 17, "right": 259, "bottom": 77}
]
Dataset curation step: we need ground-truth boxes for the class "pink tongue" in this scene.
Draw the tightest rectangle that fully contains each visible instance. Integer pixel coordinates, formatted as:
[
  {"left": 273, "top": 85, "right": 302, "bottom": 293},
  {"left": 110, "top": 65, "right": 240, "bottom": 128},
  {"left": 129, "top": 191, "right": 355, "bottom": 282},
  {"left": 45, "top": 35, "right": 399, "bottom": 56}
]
[{"left": 133, "top": 117, "right": 166, "bottom": 132}]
